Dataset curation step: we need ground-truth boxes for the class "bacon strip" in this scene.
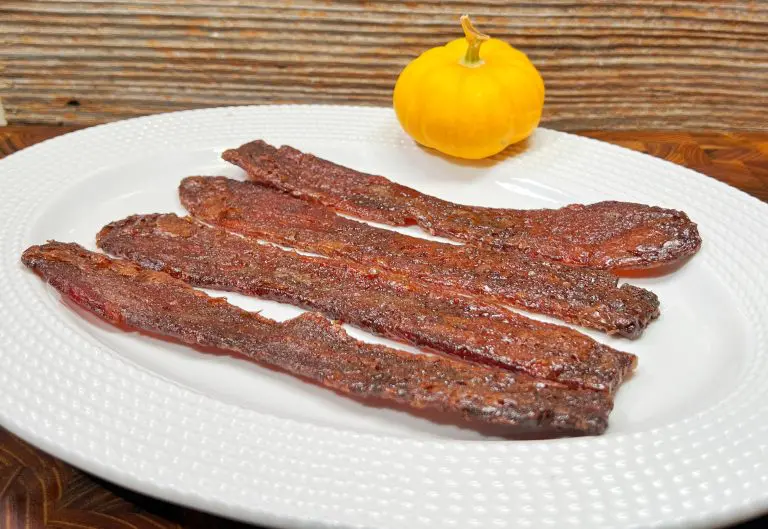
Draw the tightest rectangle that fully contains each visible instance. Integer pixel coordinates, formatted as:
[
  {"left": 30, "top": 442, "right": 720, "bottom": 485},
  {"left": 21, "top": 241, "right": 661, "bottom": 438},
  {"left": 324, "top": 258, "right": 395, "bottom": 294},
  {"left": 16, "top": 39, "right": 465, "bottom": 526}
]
[
  {"left": 22, "top": 242, "right": 612, "bottom": 436},
  {"left": 97, "top": 213, "right": 637, "bottom": 393},
  {"left": 223, "top": 140, "right": 702, "bottom": 272},
  {"left": 179, "top": 177, "right": 660, "bottom": 338}
]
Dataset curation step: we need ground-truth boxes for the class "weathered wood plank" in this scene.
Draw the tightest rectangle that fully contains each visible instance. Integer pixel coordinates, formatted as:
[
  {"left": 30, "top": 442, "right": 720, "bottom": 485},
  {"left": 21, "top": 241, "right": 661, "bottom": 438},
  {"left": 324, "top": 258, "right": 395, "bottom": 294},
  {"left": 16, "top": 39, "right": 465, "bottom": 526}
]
[{"left": 1, "top": 0, "right": 767, "bottom": 129}]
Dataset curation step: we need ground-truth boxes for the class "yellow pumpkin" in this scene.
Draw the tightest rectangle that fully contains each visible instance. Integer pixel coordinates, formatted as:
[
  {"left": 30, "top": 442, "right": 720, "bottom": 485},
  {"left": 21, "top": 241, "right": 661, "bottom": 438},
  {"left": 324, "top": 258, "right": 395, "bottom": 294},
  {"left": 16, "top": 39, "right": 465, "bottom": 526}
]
[{"left": 393, "top": 15, "right": 545, "bottom": 160}]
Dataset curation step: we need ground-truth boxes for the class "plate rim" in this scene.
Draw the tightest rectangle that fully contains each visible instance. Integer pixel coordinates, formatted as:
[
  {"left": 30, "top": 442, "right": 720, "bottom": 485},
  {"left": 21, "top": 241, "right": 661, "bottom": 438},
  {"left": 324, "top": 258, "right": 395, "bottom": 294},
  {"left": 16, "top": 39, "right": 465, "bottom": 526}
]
[{"left": 1, "top": 104, "right": 767, "bottom": 529}]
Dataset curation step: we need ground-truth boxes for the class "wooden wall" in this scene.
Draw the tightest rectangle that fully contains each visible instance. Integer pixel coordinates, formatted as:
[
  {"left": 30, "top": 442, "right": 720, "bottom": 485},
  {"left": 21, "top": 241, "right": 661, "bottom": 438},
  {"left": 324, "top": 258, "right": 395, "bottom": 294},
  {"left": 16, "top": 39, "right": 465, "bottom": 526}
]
[{"left": 1, "top": 1, "right": 767, "bottom": 130}]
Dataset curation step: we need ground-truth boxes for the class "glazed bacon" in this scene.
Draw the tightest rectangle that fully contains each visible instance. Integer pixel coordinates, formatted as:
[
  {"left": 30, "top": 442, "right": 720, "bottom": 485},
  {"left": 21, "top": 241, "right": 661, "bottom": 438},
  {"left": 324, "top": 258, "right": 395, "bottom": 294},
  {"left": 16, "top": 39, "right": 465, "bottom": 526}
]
[
  {"left": 97, "top": 213, "right": 637, "bottom": 393},
  {"left": 179, "top": 177, "right": 660, "bottom": 338},
  {"left": 21, "top": 242, "right": 613, "bottom": 436},
  {"left": 224, "top": 140, "right": 702, "bottom": 272}
]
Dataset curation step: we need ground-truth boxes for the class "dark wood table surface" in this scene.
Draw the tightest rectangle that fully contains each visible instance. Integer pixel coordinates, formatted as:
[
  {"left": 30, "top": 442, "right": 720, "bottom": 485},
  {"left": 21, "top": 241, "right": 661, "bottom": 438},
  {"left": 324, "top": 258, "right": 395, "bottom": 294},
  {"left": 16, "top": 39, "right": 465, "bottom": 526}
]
[{"left": 2, "top": 125, "right": 767, "bottom": 529}]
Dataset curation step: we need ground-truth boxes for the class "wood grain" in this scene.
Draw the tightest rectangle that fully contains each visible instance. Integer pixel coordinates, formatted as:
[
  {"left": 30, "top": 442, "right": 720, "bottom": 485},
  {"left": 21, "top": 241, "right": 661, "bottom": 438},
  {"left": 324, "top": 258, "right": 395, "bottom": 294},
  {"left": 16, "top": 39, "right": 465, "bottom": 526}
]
[
  {"left": 1, "top": 126, "right": 768, "bottom": 528},
  {"left": 1, "top": 1, "right": 767, "bottom": 129},
  {"left": 581, "top": 130, "right": 768, "bottom": 202}
]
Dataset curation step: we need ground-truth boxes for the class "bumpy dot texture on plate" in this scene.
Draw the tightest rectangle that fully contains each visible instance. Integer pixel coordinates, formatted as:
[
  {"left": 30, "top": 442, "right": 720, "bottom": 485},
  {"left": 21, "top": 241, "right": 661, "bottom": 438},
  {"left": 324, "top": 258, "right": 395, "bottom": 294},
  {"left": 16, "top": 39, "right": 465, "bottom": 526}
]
[{"left": 1, "top": 106, "right": 768, "bottom": 529}]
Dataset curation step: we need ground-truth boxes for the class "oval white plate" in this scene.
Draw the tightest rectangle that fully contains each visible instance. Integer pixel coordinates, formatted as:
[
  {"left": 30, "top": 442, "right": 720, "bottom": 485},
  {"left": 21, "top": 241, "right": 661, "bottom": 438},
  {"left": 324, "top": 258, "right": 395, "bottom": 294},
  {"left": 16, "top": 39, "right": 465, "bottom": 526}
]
[{"left": 1, "top": 106, "right": 767, "bottom": 529}]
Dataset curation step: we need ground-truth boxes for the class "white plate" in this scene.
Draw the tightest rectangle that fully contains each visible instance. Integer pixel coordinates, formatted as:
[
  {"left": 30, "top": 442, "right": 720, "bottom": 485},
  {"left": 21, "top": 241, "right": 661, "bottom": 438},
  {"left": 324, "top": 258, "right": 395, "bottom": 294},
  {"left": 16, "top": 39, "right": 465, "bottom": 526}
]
[{"left": 1, "top": 106, "right": 767, "bottom": 529}]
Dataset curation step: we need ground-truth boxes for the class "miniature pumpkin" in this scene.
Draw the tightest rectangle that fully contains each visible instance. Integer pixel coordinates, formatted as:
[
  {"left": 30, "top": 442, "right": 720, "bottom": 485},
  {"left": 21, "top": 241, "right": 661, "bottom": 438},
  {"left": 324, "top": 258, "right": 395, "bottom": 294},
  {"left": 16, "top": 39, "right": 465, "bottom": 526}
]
[{"left": 393, "top": 15, "right": 545, "bottom": 160}]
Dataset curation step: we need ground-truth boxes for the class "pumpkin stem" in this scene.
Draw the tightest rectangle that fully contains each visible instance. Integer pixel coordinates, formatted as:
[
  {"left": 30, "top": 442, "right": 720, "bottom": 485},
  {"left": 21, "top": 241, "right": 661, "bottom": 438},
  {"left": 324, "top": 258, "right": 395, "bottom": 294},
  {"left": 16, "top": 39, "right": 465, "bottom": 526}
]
[{"left": 460, "top": 14, "right": 489, "bottom": 67}]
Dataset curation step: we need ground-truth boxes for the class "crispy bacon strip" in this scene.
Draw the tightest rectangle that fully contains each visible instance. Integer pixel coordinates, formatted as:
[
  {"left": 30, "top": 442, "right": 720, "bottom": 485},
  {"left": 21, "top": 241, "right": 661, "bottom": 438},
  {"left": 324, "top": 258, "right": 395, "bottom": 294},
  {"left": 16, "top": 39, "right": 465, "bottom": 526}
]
[
  {"left": 22, "top": 242, "right": 612, "bottom": 436},
  {"left": 179, "top": 177, "right": 660, "bottom": 338},
  {"left": 97, "top": 213, "right": 637, "bottom": 393},
  {"left": 223, "top": 140, "right": 702, "bottom": 272}
]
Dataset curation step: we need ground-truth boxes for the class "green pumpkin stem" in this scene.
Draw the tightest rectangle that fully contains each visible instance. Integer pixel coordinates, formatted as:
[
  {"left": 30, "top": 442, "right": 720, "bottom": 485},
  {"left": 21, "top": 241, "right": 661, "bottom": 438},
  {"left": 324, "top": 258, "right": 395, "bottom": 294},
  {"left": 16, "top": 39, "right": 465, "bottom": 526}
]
[{"left": 460, "top": 15, "right": 490, "bottom": 67}]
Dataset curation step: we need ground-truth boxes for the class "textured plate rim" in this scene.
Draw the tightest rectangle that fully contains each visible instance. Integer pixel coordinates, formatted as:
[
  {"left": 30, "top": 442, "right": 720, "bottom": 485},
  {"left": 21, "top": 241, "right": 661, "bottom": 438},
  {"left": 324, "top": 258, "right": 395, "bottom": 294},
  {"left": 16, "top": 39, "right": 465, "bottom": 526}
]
[{"left": 1, "top": 105, "right": 767, "bottom": 529}]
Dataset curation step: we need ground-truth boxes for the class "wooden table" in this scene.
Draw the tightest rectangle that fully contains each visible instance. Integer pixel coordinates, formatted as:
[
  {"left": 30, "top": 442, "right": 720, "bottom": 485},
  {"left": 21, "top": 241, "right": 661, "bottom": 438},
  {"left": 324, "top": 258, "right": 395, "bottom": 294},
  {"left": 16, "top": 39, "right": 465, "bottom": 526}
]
[{"left": 1, "top": 125, "right": 767, "bottom": 529}]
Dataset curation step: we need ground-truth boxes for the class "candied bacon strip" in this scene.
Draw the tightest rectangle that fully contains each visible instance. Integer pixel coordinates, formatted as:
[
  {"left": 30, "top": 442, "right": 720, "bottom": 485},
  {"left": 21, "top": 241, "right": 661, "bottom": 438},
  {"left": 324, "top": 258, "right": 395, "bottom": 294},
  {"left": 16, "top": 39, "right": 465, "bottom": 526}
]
[
  {"left": 97, "top": 213, "right": 637, "bottom": 393},
  {"left": 223, "top": 140, "right": 702, "bottom": 272},
  {"left": 179, "top": 176, "right": 660, "bottom": 338},
  {"left": 21, "top": 242, "right": 612, "bottom": 436}
]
